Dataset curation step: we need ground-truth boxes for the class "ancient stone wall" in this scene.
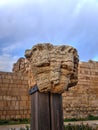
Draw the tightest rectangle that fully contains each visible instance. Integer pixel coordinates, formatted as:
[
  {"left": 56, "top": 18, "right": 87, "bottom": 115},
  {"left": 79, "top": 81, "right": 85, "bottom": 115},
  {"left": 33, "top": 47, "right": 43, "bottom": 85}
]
[
  {"left": 0, "top": 72, "right": 30, "bottom": 120},
  {"left": 62, "top": 61, "right": 98, "bottom": 119},
  {"left": 0, "top": 61, "right": 98, "bottom": 120},
  {"left": 13, "top": 57, "right": 36, "bottom": 89}
]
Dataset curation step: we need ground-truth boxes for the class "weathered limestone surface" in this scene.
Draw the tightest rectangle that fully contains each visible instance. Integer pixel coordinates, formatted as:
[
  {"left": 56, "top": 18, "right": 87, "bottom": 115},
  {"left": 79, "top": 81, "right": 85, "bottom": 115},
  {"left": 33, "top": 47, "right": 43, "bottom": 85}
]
[
  {"left": 13, "top": 58, "right": 36, "bottom": 88},
  {"left": 13, "top": 58, "right": 30, "bottom": 73},
  {"left": 25, "top": 43, "right": 79, "bottom": 93}
]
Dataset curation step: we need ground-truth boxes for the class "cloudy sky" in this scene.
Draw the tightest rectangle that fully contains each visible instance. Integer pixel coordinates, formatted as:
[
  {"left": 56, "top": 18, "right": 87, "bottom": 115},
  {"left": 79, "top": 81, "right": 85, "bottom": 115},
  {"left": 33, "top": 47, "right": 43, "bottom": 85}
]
[{"left": 0, "top": 0, "right": 98, "bottom": 72}]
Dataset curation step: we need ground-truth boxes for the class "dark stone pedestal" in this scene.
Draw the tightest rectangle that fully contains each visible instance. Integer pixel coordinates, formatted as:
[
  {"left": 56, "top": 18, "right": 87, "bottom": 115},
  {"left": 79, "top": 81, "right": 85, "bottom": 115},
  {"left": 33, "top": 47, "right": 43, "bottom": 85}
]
[{"left": 30, "top": 91, "right": 64, "bottom": 130}]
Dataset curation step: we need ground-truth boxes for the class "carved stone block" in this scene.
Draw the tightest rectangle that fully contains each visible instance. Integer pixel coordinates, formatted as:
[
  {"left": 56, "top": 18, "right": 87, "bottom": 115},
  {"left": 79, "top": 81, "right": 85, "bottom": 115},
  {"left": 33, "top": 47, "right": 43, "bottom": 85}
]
[{"left": 24, "top": 43, "right": 79, "bottom": 93}]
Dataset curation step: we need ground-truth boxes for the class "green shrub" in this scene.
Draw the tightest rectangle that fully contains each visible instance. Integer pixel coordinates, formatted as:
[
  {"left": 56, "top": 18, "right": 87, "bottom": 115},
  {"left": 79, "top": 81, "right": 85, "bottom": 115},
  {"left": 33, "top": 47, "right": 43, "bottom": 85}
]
[
  {"left": 64, "top": 115, "right": 98, "bottom": 122},
  {"left": 64, "top": 118, "right": 78, "bottom": 122},
  {"left": 0, "top": 118, "right": 30, "bottom": 125},
  {"left": 87, "top": 114, "right": 98, "bottom": 120}
]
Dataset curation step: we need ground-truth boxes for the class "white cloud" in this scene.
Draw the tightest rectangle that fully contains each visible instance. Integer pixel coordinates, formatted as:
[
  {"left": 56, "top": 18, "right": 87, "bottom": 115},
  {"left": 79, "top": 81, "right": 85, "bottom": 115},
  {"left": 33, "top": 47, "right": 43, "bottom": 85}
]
[
  {"left": 0, "top": 54, "right": 18, "bottom": 72},
  {"left": 2, "top": 42, "right": 23, "bottom": 54},
  {"left": 0, "top": 0, "right": 98, "bottom": 71},
  {"left": 0, "top": 0, "right": 27, "bottom": 6}
]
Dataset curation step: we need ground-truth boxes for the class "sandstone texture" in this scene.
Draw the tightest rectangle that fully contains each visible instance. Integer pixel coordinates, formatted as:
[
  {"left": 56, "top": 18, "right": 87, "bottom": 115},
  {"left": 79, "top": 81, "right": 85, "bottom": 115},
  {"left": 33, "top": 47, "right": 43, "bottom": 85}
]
[
  {"left": 13, "top": 58, "right": 36, "bottom": 88},
  {"left": 13, "top": 57, "right": 30, "bottom": 73},
  {"left": 24, "top": 43, "right": 79, "bottom": 93},
  {"left": 63, "top": 61, "right": 98, "bottom": 119},
  {"left": 0, "top": 72, "right": 30, "bottom": 120}
]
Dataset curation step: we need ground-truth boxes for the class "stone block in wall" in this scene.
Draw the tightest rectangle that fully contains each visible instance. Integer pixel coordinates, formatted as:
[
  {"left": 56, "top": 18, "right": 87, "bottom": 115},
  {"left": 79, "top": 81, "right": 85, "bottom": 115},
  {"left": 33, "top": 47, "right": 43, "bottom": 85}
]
[{"left": 0, "top": 71, "right": 30, "bottom": 120}]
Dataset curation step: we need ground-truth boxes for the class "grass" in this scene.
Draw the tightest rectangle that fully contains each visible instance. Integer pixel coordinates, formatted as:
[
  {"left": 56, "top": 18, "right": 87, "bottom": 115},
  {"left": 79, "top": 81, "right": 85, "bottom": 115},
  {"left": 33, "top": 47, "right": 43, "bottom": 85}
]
[
  {"left": 0, "top": 118, "right": 30, "bottom": 125},
  {"left": 64, "top": 123, "right": 98, "bottom": 130},
  {"left": 64, "top": 115, "right": 98, "bottom": 122}
]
